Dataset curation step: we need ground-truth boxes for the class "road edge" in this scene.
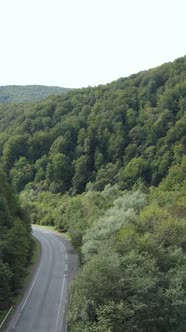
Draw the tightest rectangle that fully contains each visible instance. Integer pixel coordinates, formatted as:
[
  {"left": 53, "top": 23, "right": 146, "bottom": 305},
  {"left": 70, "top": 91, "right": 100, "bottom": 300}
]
[
  {"left": 1, "top": 235, "right": 42, "bottom": 332},
  {"left": 33, "top": 225, "right": 80, "bottom": 332}
]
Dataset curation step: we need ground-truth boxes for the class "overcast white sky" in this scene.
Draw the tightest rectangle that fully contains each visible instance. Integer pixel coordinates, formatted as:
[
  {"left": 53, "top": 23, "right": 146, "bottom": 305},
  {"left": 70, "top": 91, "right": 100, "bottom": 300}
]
[{"left": 0, "top": 0, "right": 185, "bottom": 88}]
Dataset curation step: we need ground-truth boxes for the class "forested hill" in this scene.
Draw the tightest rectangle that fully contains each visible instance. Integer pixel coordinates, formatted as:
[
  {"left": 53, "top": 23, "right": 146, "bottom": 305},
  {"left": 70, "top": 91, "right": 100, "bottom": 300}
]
[
  {"left": 0, "top": 85, "right": 71, "bottom": 103},
  {"left": 0, "top": 55, "right": 185, "bottom": 194},
  {"left": 0, "top": 56, "right": 186, "bottom": 331}
]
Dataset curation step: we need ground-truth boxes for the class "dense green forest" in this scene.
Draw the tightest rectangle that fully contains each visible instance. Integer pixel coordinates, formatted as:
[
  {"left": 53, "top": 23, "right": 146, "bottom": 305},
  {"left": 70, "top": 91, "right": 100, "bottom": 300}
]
[
  {"left": 0, "top": 85, "right": 70, "bottom": 103},
  {"left": 21, "top": 157, "right": 186, "bottom": 331},
  {"left": 0, "top": 169, "right": 33, "bottom": 312},
  {"left": 0, "top": 56, "right": 185, "bottom": 195},
  {"left": 0, "top": 55, "right": 186, "bottom": 331}
]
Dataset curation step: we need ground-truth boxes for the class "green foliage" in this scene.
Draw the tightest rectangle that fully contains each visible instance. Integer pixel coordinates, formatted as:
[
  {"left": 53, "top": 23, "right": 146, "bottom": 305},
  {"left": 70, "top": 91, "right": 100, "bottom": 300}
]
[
  {"left": 1, "top": 220, "right": 32, "bottom": 289},
  {"left": 159, "top": 155, "right": 186, "bottom": 191},
  {"left": 0, "top": 56, "right": 186, "bottom": 330},
  {"left": 0, "top": 56, "right": 185, "bottom": 194},
  {"left": 68, "top": 252, "right": 122, "bottom": 330},
  {"left": 47, "top": 153, "right": 72, "bottom": 193},
  {"left": 93, "top": 163, "right": 119, "bottom": 191},
  {"left": 0, "top": 85, "right": 70, "bottom": 103},
  {"left": 21, "top": 185, "right": 119, "bottom": 248},
  {"left": 10, "top": 157, "right": 34, "bottom": 192},
  {"left": 119, "top": 157, "right": 148, "bottom": 189},
  {"left": 0, "top": 169, "right": 33, "bottom": 309},
  {"left": 68, "top": 188, "right": 186, "bottom": 331},
  {"left": 72, "top": 155, "right": 91, "bottom": 194},
  {"left": 0, "top": 261, "right": 12, "bottom": 309},
  {"left": 2, "top": 134, "right": 29, "bottom": 169},
  {"left": 82, "top": 190, "right": 146, "bottom": 261}
]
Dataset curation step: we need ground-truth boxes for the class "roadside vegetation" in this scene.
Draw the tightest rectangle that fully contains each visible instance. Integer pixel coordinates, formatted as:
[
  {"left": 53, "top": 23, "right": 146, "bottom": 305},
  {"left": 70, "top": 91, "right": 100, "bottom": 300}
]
[
  {"left": 0, "top": 169, "right": 33, "bottom": 322},
  {"left": 0, "top": 56, "right": 186, "bottom": 331},
  {"left": 21, "top": 159, "right": 186, "bottom": 331}
]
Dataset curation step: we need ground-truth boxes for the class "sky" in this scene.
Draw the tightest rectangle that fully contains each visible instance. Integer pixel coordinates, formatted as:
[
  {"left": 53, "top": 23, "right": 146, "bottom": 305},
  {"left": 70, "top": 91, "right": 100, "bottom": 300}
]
[{"left": 0, "top": 0, "right": 185, "bottom": 88}]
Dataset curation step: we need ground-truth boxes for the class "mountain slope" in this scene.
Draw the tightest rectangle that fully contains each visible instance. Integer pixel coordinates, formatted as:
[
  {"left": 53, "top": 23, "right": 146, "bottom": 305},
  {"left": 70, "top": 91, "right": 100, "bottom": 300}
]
[
  {"left": 0, "top": 56, "right": 186, "bottom": 332},
  {"left": 0, "top": 55, "right": 185, "bottom": 194},
  {"left": 0, "top": 85, "right": 71, "bottom": 103}
]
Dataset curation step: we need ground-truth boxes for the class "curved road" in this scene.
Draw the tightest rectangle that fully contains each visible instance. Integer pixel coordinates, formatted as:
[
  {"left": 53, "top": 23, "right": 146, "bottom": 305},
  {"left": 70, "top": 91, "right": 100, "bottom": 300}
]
[{"left": 7, "top": 226, "right": 69, "bottom": 332}]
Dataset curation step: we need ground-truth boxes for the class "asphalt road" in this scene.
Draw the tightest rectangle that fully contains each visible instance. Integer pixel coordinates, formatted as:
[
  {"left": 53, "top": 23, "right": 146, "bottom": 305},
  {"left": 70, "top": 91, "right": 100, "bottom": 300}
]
[{"left": 7, "top": 226, "right": 69, "bottom": 332}]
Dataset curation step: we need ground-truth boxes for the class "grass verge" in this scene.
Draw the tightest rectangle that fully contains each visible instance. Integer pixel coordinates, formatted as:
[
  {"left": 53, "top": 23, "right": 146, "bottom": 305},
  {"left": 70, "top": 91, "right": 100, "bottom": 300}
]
[
  {"left": 0, "top": 311, "right": 8, "bottom": 328},
  {"left": 12, "top": 237, "right": 41, "bottom": 306},
  {"left": 34, "top": 224, "right": 71, "bottom": 240}
]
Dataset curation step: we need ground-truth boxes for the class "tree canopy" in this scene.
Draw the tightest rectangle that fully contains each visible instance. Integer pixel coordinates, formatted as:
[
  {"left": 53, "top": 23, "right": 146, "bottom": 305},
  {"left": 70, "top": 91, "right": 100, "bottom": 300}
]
[
  {"left": 0, "top": 55, "right": 186, "bottom": 331},
  {"left": 0, "top": 85, "right": 70, "bottom": 103},
  {"left": 0, "top": 57, "right": 185, "bottom": 194},
  {"left": 0, "top": 169, "right": 33, "bottom": 309}
]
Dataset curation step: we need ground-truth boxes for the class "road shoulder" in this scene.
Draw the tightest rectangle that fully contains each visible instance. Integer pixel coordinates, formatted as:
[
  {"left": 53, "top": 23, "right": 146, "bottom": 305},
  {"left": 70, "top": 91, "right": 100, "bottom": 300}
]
[{"left": 0, "top": 236, "right": 41, "bottom": 332}]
